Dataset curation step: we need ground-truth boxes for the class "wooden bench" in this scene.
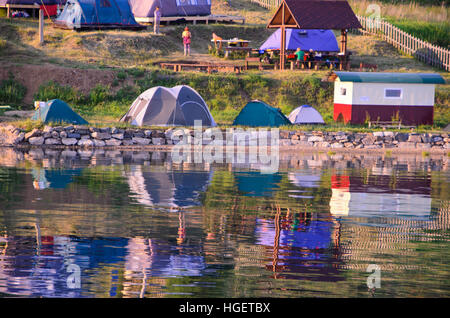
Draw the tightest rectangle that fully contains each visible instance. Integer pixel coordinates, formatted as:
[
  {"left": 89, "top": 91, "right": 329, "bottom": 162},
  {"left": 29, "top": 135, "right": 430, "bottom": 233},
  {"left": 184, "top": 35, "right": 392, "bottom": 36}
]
[
  {"left": 291, "top": 60, "right": 338, "bottom": 71},
  {"left": 244, "top": 57, "right": 263, "bottom": 70},
  {"left": 224, "top": 46, "right": 253, "bottom": 58},
  {"left": 160, "top": 62, "right": 242, "bottom": 74}
]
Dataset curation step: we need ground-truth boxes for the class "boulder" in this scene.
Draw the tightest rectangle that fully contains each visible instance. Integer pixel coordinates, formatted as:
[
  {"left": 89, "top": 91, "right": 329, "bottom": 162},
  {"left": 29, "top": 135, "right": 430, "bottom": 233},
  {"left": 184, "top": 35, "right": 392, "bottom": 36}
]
[
  {"left": 61, "top": 138, "right": 78, "bottom": 146},
  {"left": 28, "top": 136, "right": 45, "bottom": 145},
  {"left": 152, "top": 138, "right": 165, "bottom": 145},
  {"left": 25, "top": 128, "right": 42, "bottom": 140},
  {"left": 77, "top": 139, "right": 94, "bottom": 147},
  {"left": 307, "top": 136, "right": 324, "bottom": 142},
  {"left": 68, "top": 133, "right": 81, "bottom": 139},
  {"left": 45, "top": 138, "right": 61, "bottom": 145},
  {"left": 91, "top": 132, "right": 111, "bottom": 140},
  {"left": 93, "top": 139, "right": 106, "bottom": 147},
  {"left": 408, "top": 134, "right": 422, "bottom": 143},
  {"left": 132, "top": 137, "right": 151, "bottom": 145},
  {"left": 105, "top": 138, "right": 122, "bottom": 146},
  {"left": 112, "top": 133, "right": 124, "bottom": 140},
  {"left": 395, "top": 133, "right": 409, "bottom": 142}
]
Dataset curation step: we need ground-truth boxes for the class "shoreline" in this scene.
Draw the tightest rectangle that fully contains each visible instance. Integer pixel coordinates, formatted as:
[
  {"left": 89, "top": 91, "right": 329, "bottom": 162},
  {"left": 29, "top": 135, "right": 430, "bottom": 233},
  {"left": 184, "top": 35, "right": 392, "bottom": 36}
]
[
  {"left": 2, "top": 144, "right": 449, "bottom": 155},
  {"left": 1, "top": 124, "right": 449, "bottom": 156}
]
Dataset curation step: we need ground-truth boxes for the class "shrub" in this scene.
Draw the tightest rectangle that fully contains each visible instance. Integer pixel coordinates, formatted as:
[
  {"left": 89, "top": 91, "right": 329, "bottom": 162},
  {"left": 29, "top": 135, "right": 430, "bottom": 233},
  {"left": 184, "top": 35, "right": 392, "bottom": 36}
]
[
  {"left": 89, "top": 84, "right": 109, "bottom": 105},
  {"left": 116, "top": 70, "right": 128, "bottom": 81},
  {"left": 0, "top": 73, "right": 27, "bottom": 105},
  {"left": 34, "top": 81, "right": 83, "bottom": 104}
]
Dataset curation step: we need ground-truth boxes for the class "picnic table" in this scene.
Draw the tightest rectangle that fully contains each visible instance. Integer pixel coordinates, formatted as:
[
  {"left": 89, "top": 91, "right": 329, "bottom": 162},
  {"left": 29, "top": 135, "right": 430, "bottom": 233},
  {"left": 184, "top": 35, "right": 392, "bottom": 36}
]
[{"left": 211, "top": 38, "right": 251, "bottom": 50}]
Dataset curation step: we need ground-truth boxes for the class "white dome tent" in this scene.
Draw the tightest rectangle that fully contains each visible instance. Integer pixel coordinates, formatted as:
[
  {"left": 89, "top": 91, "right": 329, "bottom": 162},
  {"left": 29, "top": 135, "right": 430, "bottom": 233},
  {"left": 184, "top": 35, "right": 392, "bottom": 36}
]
[
  {"left": 120, "top": 85, "right": 216, "bottom": 127},
  {"left": 288, "top": 105, "right": 325, "bottom": 125}
]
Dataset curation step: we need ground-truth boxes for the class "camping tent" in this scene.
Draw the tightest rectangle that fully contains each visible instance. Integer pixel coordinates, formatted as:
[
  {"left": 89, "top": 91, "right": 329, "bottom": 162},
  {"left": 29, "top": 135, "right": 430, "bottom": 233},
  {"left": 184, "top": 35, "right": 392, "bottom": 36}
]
[
  {"left": 120, "top": 85, "right": 216, "bottom": 127},
  {"left": 31, "top": 99, "right": 88, "bottom": 125},
  {"left": 54, "top": 0, "right": 144, "bottom": 30},
  {"left": 259, "top": 28, "right": 339, "bottom": 52},
  {"left": 288, "top": 105, "right": 325, "bottom": 125},
  {"left": 233, "top": 100, "right": 291, "bottom": 127},
  {"left": 129, "top": 0, "right": 211, "bottom": 19}
]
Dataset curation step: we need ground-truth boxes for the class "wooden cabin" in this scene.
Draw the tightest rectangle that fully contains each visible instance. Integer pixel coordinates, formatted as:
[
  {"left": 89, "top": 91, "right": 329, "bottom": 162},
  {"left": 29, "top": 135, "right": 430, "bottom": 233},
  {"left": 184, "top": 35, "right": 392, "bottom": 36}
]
[{"left": 330, "top": 71, "right": 446, "bottom": 125}]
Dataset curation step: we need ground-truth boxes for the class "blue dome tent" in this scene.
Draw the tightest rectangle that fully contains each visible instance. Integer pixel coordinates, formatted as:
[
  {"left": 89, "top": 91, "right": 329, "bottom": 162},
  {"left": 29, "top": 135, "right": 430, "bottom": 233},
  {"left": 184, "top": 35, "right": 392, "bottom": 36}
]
[{"left": 54, "top": 0, "right": 145, "bottom": 30}]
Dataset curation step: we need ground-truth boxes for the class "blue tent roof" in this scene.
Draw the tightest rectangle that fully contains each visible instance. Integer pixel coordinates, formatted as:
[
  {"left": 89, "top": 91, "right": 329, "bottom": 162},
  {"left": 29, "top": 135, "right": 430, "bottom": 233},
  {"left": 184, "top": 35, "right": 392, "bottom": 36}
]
[
  {"left": 31, "top": 99, "right": 88, "bottom": 125},
  {"left": 260, "top": 28, "right": 339, "bottom": 52}
]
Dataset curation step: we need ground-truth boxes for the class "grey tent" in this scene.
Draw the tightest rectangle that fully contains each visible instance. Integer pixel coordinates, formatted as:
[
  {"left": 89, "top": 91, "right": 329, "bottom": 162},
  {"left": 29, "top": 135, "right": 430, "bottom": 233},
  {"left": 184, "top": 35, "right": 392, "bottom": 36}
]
[
  {"left": 288, "top": 105, "right": 325, "bottom": 125},
  {"left": 120, "top": 85, "right": 216, "bottom": 127},
  {"left": 129, "top": 0, "right": 211, "bottom": 19}
]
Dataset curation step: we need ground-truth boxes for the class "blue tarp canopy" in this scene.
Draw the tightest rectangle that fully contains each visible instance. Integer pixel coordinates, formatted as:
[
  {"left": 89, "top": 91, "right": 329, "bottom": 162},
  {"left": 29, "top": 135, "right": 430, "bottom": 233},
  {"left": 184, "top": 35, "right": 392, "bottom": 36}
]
[{"left": 259, "top": 28, "right": 339, "bottom": 52}]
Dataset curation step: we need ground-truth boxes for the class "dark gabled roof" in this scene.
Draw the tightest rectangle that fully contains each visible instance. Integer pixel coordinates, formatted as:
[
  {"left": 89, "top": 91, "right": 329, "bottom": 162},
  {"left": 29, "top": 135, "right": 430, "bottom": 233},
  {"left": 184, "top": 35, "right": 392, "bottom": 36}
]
[
  {"left": 333, "top": 71, "right": 446, "bottom": 84},
  {"left": 268, "top": 0, "right": 362, "bottom": 30}
]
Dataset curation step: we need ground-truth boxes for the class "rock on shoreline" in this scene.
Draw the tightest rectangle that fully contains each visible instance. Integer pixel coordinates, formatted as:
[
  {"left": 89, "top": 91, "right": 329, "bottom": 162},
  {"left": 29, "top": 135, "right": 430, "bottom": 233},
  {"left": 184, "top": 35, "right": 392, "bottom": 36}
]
[{"left": 0, "top": 124, "right": 449, "bottom": 152}]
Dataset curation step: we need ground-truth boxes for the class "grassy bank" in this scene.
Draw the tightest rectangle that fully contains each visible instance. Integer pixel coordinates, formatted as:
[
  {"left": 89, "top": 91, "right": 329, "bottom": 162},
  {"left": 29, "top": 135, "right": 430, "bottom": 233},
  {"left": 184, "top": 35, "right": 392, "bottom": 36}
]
[
  {"left": 348, "top": 0, "right": 449, "bottom": 47},
  {"left": 4, "top": 68, "right": 444, "bottom": 130}
]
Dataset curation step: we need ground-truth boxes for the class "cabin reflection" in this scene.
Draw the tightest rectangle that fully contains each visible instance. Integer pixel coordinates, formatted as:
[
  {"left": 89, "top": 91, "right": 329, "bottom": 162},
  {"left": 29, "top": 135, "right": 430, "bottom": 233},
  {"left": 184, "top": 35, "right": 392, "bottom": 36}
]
[{"left": 329, "top": 173, "right": 432, "bottom": 218}]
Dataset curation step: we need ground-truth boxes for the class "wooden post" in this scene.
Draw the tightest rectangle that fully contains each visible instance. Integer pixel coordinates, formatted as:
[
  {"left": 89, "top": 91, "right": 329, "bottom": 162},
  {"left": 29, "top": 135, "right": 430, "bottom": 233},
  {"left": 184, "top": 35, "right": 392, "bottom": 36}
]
[
  {"left": 280, "top": 25, "right": 286, "bottom": 70},
  {"left": 39, "top": 9, "right": 44, "bottom": 46},
  {"left": 340, "top": 29, "right": 347, "bottom": 55},
  {"left": 280, "top": 2, "right": 286, "bottom": 70}
]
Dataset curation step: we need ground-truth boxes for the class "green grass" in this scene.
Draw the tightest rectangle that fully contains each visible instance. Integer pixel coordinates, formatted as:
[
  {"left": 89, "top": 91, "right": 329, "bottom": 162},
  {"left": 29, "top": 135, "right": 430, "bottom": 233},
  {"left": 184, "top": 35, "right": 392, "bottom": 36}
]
[
  {"left": 29, "top": 69, "right": 449, "bottom": 130},
  {"left": 0, "top": 73, "right": 27, "bottom": 106},
  {"left": 386, "top": 19, "right": 450, "bottom": 47}
]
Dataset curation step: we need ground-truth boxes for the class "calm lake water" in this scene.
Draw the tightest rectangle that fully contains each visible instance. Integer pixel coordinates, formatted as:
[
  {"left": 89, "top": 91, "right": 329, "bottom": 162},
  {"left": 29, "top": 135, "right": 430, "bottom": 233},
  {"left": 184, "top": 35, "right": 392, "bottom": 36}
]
[{"left": 0, "top": 148, "right": 449, "bottom": 298}]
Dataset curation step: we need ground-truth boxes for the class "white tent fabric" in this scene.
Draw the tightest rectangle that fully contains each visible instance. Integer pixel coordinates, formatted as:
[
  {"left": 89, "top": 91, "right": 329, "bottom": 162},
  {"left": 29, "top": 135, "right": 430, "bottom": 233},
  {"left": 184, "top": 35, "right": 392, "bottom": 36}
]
[
  {"left": 120, "top": 85, "right": 216, "bottom": 127},
  {"left": 288, "top": 105, "right": 325, "bottom": 125}
]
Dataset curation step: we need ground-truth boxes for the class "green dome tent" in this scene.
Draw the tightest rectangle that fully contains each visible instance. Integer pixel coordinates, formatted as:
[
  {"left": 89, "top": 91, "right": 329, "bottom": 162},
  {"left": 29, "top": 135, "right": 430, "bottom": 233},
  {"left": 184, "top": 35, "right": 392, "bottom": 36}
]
[
  {"left": 31, "top": 99, "right": 89, "bottom": 125},
  {"left": 233, "top": 100, "right": 291, "bottom": 127}
]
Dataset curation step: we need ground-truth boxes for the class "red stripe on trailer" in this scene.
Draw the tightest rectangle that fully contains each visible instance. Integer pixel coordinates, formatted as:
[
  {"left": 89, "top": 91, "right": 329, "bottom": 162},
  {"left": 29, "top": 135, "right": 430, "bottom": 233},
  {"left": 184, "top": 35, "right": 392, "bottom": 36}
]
[
  {"left": 333, "top": 104, "right": 434, "bottom": 126},
  {"left": 333, "top": 103, "right": 352, "bottom": 123}
]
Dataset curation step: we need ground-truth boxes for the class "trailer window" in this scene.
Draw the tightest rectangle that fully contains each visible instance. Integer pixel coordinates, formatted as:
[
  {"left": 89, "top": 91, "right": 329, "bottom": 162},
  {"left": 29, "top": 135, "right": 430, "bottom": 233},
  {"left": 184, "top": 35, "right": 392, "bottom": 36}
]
[
  {"left": 340, "top": 87, "right": 346, "bottom": 96},
  {"left": 385, "top": 88, "right": 402, "bottom": 99}
]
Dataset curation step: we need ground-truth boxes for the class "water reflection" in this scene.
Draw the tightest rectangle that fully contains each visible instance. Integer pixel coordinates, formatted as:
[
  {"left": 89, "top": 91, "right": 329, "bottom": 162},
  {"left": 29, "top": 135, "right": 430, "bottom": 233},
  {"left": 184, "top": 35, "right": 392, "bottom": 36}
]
[
  {"left": 0, "top": 148, "right": 448, "bottom": 297},
  {"left": 124, "top": 165, "right": 213, "bottom": 209},
  {"left": 329, "top": 173, "right": 432, "bottom": 217},
  {"left": 234, "top": 171, "right": 282, "bottom": 197},
  {"left": 31, "top": 167, "right": 83, "bottom": 190}
]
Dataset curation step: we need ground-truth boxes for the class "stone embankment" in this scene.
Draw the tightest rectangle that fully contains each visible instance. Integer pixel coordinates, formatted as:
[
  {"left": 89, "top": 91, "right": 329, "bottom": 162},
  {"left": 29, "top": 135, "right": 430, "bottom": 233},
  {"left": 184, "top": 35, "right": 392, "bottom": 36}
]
[{"left": 0, "top": 124, "right": 449, "bottom": 152}]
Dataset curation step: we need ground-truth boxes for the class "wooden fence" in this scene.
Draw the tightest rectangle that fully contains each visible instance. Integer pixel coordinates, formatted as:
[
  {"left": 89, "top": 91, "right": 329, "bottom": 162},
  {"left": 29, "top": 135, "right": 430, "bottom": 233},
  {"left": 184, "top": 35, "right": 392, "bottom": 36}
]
[
  {"left": 249, "top": 0, "right": 450, "bottom": 71},
  {"left": 355, "top": 15, "right": 450, "bottom": 71},
  {"left": 249, "top": 0, "right": 280, "bottom": 9}
]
